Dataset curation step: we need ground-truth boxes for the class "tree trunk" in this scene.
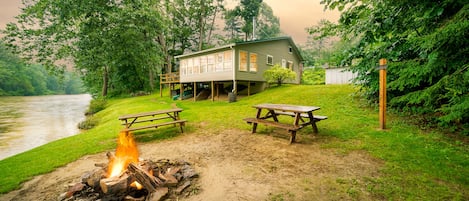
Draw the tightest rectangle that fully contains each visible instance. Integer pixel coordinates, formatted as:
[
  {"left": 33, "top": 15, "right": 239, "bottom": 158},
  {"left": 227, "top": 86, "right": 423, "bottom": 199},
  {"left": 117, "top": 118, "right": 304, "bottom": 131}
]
[
  {"left": 206, "top": 1, "right": 219, "bottom": 44},
  {"left": 197, "top": 0, "right": 206, "bottom": 51},
  {"left": 158, "top": 33, "right": 171, "bottom": 74},
  {"left": 149, "top": 68, "right": 154, "bottom": 92},
  {"left": 102, "top": 66, "right": 109, "bottom": 97}
]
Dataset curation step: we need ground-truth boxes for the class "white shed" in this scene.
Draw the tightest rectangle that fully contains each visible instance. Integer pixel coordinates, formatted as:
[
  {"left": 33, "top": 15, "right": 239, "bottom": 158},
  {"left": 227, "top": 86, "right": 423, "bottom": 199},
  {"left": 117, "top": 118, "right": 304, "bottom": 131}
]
[{"left": 325, "top": 67, "right": 357, "bottom": 84}]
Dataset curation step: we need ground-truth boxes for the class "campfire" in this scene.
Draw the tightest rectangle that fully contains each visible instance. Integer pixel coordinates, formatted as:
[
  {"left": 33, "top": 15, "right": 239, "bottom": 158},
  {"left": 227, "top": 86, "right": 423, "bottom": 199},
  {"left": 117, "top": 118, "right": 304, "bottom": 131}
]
[{"left": 59, "top": 131, "right": 199, "bottom": 201}]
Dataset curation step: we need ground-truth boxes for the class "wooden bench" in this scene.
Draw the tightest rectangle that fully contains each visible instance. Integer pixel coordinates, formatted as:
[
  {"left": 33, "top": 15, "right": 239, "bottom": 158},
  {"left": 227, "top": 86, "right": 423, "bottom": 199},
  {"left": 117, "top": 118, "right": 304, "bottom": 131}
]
[
  {"left": 244, "top": 103, "right": 327, "bottom": 144},
  {"left": 119, "top": 108, "right": 187, "bottom": 133},
  {"left": 243, "top": 118, "right": 300, "bottom": 143},
  {"left": 274, "top": 111, "right": 328, "bottom": 122},
  {"left": 243, "top": 118, "right": 300, "bottom": 131}
]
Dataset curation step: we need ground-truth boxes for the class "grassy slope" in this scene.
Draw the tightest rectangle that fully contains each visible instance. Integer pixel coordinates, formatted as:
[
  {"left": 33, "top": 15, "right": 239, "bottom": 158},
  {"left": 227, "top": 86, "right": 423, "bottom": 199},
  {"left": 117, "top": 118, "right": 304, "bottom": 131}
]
[{"left": 0, "top": 85, "right": 467, "bottom": 200}]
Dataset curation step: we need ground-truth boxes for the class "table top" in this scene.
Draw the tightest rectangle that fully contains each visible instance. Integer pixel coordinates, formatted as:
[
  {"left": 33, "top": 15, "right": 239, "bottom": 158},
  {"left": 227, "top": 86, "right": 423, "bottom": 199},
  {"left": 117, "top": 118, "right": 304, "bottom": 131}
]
[
  {"left": 253, "top": 103, "right": 320, "bottom": 113},
  {"left": 119, "top": 108, "right": 183, "bottom": 120}
]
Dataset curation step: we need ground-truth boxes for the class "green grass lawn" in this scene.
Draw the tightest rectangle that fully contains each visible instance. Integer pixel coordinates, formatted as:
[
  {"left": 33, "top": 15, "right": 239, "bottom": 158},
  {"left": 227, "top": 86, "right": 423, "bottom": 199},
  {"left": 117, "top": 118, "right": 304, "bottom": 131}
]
[{"left": 0, "top": 84, "right": 468, "bottom": 200}]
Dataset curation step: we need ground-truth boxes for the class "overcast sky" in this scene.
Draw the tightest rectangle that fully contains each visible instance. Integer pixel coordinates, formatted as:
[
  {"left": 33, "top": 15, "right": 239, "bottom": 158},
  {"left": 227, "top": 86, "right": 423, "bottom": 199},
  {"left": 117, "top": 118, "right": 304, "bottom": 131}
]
[{"left": 0, "top": 0, "right": 340, "bottom": 45}]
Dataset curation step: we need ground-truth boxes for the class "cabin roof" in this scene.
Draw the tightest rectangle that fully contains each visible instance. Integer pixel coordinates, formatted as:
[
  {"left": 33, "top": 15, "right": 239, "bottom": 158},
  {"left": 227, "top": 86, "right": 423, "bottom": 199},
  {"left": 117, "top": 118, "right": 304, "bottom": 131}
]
[{"left": 174, "top": 36, "right": 303, "bottom": 61}]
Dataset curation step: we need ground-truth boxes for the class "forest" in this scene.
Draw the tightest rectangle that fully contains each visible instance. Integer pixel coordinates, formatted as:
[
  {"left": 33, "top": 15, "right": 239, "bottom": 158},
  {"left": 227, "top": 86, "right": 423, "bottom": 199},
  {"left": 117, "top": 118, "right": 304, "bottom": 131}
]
[
  {"left": 0, "top": 42, "right": 84, "bottom": 96},
  {"left": 1, "top": 0, "right": 467, "bottom": 131}
]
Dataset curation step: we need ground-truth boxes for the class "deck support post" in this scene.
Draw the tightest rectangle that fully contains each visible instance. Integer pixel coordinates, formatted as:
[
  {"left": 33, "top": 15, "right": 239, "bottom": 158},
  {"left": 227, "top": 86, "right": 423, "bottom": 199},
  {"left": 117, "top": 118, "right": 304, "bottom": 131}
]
[
  {"left": 193, "top": 82, "right": 197, "bottom": 102},
  {"left": 211, "top": 81, "right": 215, "bottom": 101}
]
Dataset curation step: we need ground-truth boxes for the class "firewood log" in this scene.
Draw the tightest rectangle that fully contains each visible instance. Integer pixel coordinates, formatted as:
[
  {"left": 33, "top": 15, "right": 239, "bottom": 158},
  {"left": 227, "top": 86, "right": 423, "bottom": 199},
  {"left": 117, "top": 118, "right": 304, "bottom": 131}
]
[
  {"left": 82, "top": 168, "right": 106, "bottom": 188},
  {"left": 128, "top": 163, "right": 162, "bottom": 192},
  {"left": 100, "top": 173, "right": 130, "bottom": 194},
  {"left": 145, "top": 187, "right": 168, "bottom": 201}
]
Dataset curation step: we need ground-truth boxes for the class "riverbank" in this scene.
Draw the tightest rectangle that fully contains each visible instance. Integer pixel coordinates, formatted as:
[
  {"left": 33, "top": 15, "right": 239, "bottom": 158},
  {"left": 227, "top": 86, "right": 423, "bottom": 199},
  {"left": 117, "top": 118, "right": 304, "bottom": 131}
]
[
  {"left": 0, "top": 85, "right": 468, "bottom": 200},
  {"left": 0, "top": 94, "right": 92, "bottom": 160}
]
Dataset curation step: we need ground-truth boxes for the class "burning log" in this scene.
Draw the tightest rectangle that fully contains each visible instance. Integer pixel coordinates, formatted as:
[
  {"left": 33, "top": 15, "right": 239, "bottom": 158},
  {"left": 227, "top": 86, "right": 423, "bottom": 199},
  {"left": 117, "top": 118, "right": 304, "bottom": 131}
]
[
  {"left": 106, "top": 151, "right": 116, "bottom": 161},
  {"left": 81, "top": 168, "right": 106, "bottom": 188},
  {"left": 159, "top": 166, "right": 181, "bottom": 187},
  {"left": 100, "top": 173, "right": 131, "bottom": 194},
  {"left": 128, "top": 163, "right": 162, "bottom": 192}
]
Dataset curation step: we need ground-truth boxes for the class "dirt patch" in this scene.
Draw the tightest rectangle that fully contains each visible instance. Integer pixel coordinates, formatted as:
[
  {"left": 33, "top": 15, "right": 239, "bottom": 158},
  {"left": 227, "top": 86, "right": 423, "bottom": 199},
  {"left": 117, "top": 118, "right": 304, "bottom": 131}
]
[{"left": 0, "top": 128, "right": 383, "bottom": 201}]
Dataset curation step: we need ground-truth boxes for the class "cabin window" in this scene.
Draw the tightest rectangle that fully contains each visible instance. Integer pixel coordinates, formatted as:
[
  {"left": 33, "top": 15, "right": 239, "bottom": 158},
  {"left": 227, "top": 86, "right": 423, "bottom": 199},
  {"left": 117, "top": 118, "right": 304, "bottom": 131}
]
[
  {"left": 193, "top": 57, "right": 200, "bottom": 74},
  {"left": 239, "top": 51, "right": 248, "bottom": 71},
  {"left": 281, "top": 59, "right": 287, "bottom": 67},
  {"left": 224, "top": 50, "right": 232, "bottom": 71},
  {"left": 287, "top": 61, "right": 294, "bottom": 70},
  {"left": 288, "top": 46, "right": 293, "bottom": 54},
  {"left": 207, "top": 54, "right": 215, "bottom": 72},
  {"left": 250, "top": 53, "right": 257, "bottom": 72},
  {"left": 180, "top": 59, "right": 187, "bottom": 75},
  {"left": 266, "top": 55, "right": 273, "bottom": 65},
  {"left": 216, "top": 53, "right": 224, "bottom": 72},
  {"left": 200, "top": 56, "right": 207, "bottom": 73},
  {"left": 187, "top": 58, "right": 193, "bottom": 74}
]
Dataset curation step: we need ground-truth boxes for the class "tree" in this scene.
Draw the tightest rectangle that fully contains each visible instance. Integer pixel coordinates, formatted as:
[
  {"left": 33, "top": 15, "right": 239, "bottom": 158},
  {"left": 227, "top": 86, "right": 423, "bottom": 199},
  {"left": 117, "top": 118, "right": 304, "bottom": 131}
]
[
  {"left": 264, "top": 64, "right": 296, "bottom": 86},
  {"left": 310, "top": 0, "right": 468, "bottom": 131},
  {"left": 150, "top": 0, "right": 225, "bottom": 75},
  {"left": 0, "top": 41, "right": 84, "bottom": 96},
  {"left": 3, "top": 0, "right": 167, "bottom": 97},
  {"left": 224, "top": 0, "right": 280, "bottom": 41},
  {"left": 302, "top": 67, "right": 325, "bottom": 85}
]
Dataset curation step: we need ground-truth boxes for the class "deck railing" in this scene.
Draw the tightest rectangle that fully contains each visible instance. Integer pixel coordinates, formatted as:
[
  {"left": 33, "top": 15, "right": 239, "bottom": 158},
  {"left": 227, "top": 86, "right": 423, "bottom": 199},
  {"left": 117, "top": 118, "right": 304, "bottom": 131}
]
[{"left": 160, "top": 73, "right": 180, "bottom": 84}]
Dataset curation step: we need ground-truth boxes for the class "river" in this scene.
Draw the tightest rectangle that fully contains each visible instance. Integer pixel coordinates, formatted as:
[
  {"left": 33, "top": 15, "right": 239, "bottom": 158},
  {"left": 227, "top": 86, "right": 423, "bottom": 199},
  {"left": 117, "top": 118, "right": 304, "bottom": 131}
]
[{"left": 0, "top": 94, "right": 92, "bottom": 160}]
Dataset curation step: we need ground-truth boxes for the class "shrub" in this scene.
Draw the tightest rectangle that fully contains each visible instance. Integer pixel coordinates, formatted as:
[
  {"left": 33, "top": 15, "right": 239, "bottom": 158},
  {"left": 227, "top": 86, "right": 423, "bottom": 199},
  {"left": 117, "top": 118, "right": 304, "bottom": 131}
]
[
  {"left": 264, "top": 64, "right": 296, "bottom": 86},
  {"left": 85, "top": 98, "right": 107, "bottom": 115},
  {"left": 77, "top": 117, "right": 98, "bottom": 130},
  {"left": 302, "top": 67, "right": 325, "bottom": 85}
]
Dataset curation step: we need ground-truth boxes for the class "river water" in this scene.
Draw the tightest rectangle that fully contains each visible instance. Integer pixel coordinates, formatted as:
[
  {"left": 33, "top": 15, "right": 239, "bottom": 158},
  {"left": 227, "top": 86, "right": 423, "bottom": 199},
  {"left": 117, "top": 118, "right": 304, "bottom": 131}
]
[{"left": 0, "top": 94, "right": 92, "bottom": 160}]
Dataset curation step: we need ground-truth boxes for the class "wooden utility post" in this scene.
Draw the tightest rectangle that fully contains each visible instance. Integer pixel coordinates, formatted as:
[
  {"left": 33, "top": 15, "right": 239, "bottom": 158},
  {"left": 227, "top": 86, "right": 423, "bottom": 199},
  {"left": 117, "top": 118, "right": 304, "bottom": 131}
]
[{"left": 379, "top": 58, "right": 387, "bottom": 129}]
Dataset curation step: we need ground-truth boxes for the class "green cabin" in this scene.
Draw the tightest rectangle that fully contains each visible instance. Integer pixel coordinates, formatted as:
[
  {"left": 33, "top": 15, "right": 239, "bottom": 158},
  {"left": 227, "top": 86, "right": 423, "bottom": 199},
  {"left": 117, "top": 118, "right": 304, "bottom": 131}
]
[{"left": 163, "top": 37, "right": 303, "bottom": 101}]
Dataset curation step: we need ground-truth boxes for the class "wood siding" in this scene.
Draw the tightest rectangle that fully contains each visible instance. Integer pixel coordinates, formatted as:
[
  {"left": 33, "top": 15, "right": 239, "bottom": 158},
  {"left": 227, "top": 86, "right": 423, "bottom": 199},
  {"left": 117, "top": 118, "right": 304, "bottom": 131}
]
[
  {"left": 234, "top": 39, "right": 301, "bottom": 83},
  {"left": 177, "top": 37, "right": 302, "bottom": 84}
]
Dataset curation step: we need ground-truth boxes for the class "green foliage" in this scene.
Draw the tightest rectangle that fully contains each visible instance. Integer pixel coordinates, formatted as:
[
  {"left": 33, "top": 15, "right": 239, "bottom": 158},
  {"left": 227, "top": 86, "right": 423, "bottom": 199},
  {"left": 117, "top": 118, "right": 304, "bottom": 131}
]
[
  {"left": 0, "top": 42, "right": 84, "bottom": 96},
  {"left": 301, "top": 67, "right": 325, "bottom": 85},
  {"left": 79, "top": 97, "right": 107, "bottom": 130},
  {"left": 85, "top": 98, "right": 107, "bottom": 115},
  {"left": 224, "top": 1, "right": 280, "bottom": 41},
  {"left": 311, "top": 0, "right": 469, "bottom": 130},
  {"left": 263, "top": 64, "right": 296, "bottom": 86},
  {"left": 77, "top": 116, "right": 99, "bottom": 130},
  {"left": 2, "top": 0, "right": 168, "bottom": 97},
  {"left": 162, "top": 0, "right": 225, "bottom": 52},
  {"left": 2, "top": 0, "right": 229, "bottom": 97}
]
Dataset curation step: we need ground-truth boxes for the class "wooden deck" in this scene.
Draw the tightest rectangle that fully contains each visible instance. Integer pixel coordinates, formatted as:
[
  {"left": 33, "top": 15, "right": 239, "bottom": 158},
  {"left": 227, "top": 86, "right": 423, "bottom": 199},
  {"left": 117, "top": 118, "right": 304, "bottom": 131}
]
[{"left": 160, "top": 73, "right": 180, "bottom": 84}]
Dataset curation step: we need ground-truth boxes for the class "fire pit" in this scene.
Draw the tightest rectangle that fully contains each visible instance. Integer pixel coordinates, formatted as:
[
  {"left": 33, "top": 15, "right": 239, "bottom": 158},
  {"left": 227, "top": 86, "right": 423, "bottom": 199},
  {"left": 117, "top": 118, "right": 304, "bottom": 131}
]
[{"left": 59, "top": 131, "right": 199, "bottom": 201}]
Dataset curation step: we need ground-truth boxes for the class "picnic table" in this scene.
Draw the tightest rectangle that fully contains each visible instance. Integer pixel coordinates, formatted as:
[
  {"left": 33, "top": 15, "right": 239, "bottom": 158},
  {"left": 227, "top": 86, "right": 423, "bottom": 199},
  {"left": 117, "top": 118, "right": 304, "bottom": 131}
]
[
  {"left": 118, "top": 108, "right": 187, "bottom": 132},
  {"left": 243, "top": 103, "right": 327, "bottom": 144}
]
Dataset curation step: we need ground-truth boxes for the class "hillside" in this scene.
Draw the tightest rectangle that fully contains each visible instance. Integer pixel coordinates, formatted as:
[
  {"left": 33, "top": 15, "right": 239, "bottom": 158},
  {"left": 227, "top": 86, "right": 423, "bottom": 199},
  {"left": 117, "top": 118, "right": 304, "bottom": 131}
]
[{"left": 0, "top": 85, "right": 467, "bottom": 200}]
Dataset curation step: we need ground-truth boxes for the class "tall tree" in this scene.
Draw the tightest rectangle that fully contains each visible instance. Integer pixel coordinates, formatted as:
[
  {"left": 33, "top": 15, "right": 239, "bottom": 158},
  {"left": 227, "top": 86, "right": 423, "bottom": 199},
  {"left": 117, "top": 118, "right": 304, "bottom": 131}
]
[
  {"left": 159, "top": 0, "right": 224, "bottom": 73},
  {"left": 2, "top": 0, "right": 167, "bottom": 97},
  {"left": 0, "top": 41, "right": 83, "bottom": 96},
  {"left": 224, "top": 0, "right": 262, "bottom": 41},
  {"left": 255, "top": 2, "right": 281, "bottom": 39},
  {"left": 310, "top": 0, "right": 469, "bottom": 130},
  {"left": 224, "top": 1, "right": 280, "bottom": 41}
]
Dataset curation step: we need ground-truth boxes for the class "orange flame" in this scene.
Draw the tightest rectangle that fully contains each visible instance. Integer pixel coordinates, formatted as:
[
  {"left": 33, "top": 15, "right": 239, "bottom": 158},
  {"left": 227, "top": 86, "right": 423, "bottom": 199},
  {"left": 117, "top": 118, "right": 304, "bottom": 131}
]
[{"left": 107, "top": 131, "right": 139, "bottom": 178}]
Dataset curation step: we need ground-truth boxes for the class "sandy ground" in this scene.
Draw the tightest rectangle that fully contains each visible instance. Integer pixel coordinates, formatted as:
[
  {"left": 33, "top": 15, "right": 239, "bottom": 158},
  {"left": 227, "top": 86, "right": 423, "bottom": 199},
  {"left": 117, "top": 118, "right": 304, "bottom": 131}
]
[{"left": 0, "top": 127, "right": 383, "bottom": 201}]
